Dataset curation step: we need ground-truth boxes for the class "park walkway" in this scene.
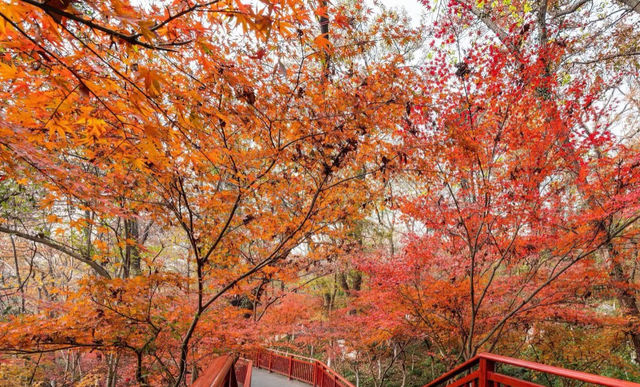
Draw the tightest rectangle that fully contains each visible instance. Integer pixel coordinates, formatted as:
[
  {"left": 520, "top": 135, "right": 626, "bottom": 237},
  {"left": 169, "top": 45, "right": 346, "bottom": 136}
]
[{"left": 249, "top": 368, "right": 309, "bottom": 387}]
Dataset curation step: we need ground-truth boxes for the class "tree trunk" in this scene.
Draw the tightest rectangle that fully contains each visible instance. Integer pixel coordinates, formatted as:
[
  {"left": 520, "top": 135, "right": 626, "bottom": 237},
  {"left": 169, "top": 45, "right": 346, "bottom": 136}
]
[
  {"left": 10, "top": 235, "right": 25, "bottom": 313},
  {"left": 610, "top": 248, "right": 640, "bottom": 362},
  {"left": 106, "top": 352, "right": 120, "bottom": 387},
  {"left": 124, "top": 218, "right": 141, "bottom": 277},
  {"left": 135, "top": 350, "right": 147, "bottom": 385}
]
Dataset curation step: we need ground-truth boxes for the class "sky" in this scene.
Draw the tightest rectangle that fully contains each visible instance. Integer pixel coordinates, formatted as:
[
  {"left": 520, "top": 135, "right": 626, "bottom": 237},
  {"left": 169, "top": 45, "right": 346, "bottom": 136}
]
[
  {"left": 376, "top": 0, "right": 426, "bottom": 25},
  {"left": 378, "top": 0, "right": 425, "bottom": 15}
]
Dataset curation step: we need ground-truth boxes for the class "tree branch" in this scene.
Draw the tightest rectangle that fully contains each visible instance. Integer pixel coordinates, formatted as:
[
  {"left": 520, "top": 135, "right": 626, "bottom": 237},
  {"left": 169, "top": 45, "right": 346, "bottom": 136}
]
[{"left": 0, "top": 225, "right": 111, "bottom": 278}]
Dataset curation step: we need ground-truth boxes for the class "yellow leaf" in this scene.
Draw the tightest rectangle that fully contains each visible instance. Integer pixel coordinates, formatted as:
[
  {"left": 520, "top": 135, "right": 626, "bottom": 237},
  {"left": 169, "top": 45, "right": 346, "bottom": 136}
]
[{"left": 0, "top": 62, "right": 16, "bottom": 79}]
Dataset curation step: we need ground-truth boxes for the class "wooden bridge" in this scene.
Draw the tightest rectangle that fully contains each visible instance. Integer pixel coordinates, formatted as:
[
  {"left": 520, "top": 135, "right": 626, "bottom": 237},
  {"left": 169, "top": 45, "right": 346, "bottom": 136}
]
[
  {"left": 192, "top": 349, "right": 640, "bottom": 387},
  {"left": 192, "top": 349, "right": 353, "bottom": 387}
]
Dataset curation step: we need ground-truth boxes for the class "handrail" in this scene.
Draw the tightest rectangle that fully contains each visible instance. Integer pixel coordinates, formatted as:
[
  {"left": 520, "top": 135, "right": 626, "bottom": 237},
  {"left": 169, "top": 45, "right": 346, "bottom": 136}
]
[
  {"left": 315, "top": 360, "right": 354, "bottom": 387},
  {"left": 244, "top": 359, "right": 252, "bottom": 387},
  {"left": 423, "top": 355, "right": 479, "bottom": 387},
  {"left": 269, "top": 348, "right": 354, "bottom": 386},
  {"left": 423, "top": 352, "right": 640, "bottom": 387},
  {"left": 480, "top": 352, "right": 640, "bottom": 387},
  {"left": 252, "top": 348, "right": 355, "bottom": 387},
  {"left": 236, "top": 358, "right": 252, "bottom": 387},
  {"left": 192, "top": 355, "right": 237, "bottom": 387},
  {"left": 268, "top": 348, "right": 318, "bottom": 363}
]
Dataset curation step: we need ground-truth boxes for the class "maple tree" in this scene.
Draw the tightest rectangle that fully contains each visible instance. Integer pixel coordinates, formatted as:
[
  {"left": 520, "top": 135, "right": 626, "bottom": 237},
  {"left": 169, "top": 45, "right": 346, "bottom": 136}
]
[
  {"left": 0, "top": 0, "right": 419, "bottom": 384},
  {"left": 324, "top": 1, "right": 640, "bottom": 382}
]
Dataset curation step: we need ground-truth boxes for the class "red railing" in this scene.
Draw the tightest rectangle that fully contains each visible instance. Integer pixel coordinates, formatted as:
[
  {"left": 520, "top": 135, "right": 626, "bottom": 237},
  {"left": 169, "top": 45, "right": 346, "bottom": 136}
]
[
  {"left": 236, "top": 358, "right": 252, "bottom": 387},
  {"left": 191, "top": 355, "right": 252, "bottom": 387},
  {"left": 423, "top": 352, "right": 640, "bottom": 387},
  {"left": 251, "top": 349, "right": 355, "bottom": 387},
  {"left": 192, "top": 355, "right": 237, "bottom": 387}
]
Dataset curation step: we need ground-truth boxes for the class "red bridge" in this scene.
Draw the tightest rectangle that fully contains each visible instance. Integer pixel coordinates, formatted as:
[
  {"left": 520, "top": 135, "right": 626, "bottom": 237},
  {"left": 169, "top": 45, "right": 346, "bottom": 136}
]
[
  {"left": 192, "top": 349, "right": 640, "bottom": 387},
  {"left": 192, "top": 349, "right": 353, "bottom": 387}
]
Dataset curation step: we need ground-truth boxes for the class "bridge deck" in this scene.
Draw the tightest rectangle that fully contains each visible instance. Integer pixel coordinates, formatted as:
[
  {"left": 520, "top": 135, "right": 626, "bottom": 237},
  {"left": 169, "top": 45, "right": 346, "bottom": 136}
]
[{"left": 249, "top": 367, "right": 310, "bottom": 387}]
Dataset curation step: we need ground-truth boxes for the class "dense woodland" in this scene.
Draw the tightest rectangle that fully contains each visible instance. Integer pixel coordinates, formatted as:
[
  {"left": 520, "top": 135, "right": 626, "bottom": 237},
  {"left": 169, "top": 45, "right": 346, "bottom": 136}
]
[{"left": 1, "top": 0, "right": 640, "bottom": 385}]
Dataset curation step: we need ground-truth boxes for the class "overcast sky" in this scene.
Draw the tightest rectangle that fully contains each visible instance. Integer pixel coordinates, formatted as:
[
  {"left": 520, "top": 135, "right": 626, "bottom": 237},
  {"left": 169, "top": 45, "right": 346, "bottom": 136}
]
[
  {"left": 378, "top": 0, "right": 424, "bottom": 14},
  {"left": 377, "top": 0, "right": 426, "bottom": 23}
]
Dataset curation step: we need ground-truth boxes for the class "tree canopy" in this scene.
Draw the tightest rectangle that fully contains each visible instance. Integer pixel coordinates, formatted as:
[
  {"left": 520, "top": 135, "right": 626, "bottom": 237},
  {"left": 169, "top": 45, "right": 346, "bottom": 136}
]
[{"left": 1, "top": 0, "right": 640, "bottom": 385}]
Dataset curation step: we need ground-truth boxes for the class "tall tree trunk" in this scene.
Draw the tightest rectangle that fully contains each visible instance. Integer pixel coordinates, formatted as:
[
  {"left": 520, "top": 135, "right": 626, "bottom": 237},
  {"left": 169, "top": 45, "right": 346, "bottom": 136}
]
[
  {"left": 318, "top": 0, "right": 330, "bottom": 79},
  {"left": 609, "top": 242, "right": 640, "bottom": 362},
  {"left": 338, "top": 272, "right": 349, "bottom": 293},
  {"left": 125, "top": 218, "right": 141, "bottom": 277},
  {"left": 10, "top": 235, "right": 25, "bottom": 313},
  {"left": 135, "top": 350, "right": 147, "bottom": 385},
  {"left": 190, "top": 362, "right": 199, "bottom": 385},
  {"left": 106, "top": 352, "right": 120, "bottom": 387}
]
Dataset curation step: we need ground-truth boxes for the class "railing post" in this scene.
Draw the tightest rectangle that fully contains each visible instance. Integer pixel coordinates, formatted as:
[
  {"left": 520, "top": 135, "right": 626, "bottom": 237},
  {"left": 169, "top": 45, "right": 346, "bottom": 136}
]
[
  {"left": 478, "top": 357, "right": 495, "bottom": 387},
  {"left": 268, "top": 352, "right": 273, "bottom": 372},
  {"left": 313, "top": 361, "right": 318, "bottom": 387},
  {"left": 288, "top": 355, "right": 293, "bottom": 380}
]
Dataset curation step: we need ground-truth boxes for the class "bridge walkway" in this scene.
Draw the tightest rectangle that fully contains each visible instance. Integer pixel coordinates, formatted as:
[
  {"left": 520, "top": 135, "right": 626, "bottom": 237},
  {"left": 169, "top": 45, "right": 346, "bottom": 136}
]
[{"left": 248, "top": 367, "right": 309, "bottom": 387}]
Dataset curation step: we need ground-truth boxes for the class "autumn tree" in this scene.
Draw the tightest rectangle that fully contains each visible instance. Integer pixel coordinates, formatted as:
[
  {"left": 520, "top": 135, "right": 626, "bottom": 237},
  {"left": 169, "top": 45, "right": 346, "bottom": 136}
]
[
  {"left": 349, "top": 27, "right": 640, "bottom": 372},
  {"left": 417, "top": 0, "right": 640, "bottom": 365},
  {"left": 0, "top": 0, "right": 416, "bottom": 384}
]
